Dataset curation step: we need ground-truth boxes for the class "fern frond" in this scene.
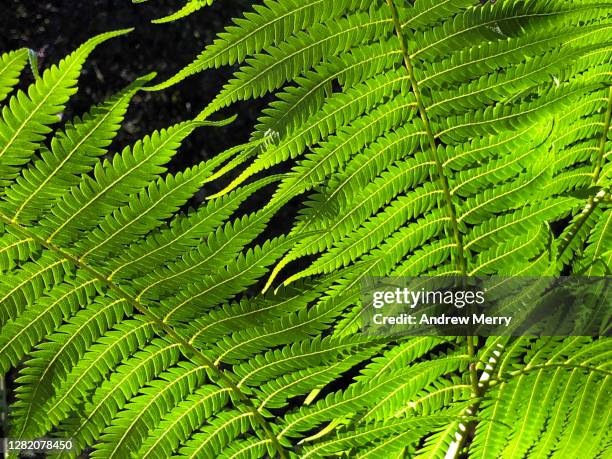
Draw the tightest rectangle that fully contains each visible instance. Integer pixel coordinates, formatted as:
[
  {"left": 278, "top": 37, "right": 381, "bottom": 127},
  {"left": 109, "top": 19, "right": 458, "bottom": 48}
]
[
  {"left": 0, "top": 49, "right": 28, "bottom": 103},
  {"left": 1, "top": 73, "right": 154, "bottom": 224},
  {"left": 106, "top": 175, "right": 279, "bottom": 281},
  {"left": 38, "top": 118, "right": 231, "bottom": 246},
  {"left": 152, "top": 0, "right": 213, "bottom": 24},
  {"left": 0, "top": 274, "right": 98, "bottom": 373},
  {"left": 91, "top": 362, "right": 210, "bottom": 458},
  {"left": 3, "top": 1, "right": 611, "bottom": 457},
  {"left": 59, "top": 339, "right": 184, "bottom": 456},
  {"left": 150, "top": 0, "right": 372, "bottom": 89},
  {"left": 0, "top": 228, "right": 39, "bottom": 273},
  {"left": 11, "top": 294, "right": 132, "bottom": 438},
  {"left": 176, "top": 409, "right": 254, "bottom": 459},
  {"left": 0, "top": 30, "right": 132, "bottom": 188}
]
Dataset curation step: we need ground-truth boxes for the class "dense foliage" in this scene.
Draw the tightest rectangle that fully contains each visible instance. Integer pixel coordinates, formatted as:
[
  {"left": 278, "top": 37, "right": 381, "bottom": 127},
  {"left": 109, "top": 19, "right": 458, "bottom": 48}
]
[{"left": 0, "top": 0, "right": 610, "bottom": 457}]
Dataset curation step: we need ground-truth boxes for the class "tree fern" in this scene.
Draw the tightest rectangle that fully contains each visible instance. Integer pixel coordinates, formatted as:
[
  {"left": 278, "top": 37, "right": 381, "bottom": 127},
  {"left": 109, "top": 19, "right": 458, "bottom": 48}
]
[{"left": 1, "top": 1, "right": 611, "bottom": 458}]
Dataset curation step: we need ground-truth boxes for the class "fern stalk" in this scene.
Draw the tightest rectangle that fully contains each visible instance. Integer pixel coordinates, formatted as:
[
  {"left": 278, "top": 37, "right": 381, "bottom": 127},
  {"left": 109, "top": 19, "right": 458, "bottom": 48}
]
[{"left": 385, "top": 0, "right": 467, "bottom": 277}]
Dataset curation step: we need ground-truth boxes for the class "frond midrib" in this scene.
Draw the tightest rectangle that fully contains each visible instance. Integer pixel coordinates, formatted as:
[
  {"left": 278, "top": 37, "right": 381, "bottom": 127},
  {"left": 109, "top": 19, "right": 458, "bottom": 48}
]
[{"left": 385, "top": 0, "right": 467, "bottom": 276}]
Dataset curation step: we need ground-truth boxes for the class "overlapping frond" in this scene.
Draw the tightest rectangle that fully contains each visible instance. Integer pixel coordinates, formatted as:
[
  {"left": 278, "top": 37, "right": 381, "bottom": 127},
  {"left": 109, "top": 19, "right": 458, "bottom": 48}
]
[
  {"left": 133, "top": 0, "right": 611, "bottom": 455},
  {"left": 0, "top": 30, "right": 133, "bottom": 189},
  {"left": 1, "top": 0, "right": 611, "bottom": 458},
  {"left": 0, "top": 33, "right": 309, "bottom": 458}
]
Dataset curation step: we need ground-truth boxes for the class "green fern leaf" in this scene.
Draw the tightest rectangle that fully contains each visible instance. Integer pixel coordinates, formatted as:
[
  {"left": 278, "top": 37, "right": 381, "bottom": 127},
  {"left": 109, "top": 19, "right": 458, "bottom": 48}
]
[{"left": 0, "top": 49, "right": 29, "bottom": 103}]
